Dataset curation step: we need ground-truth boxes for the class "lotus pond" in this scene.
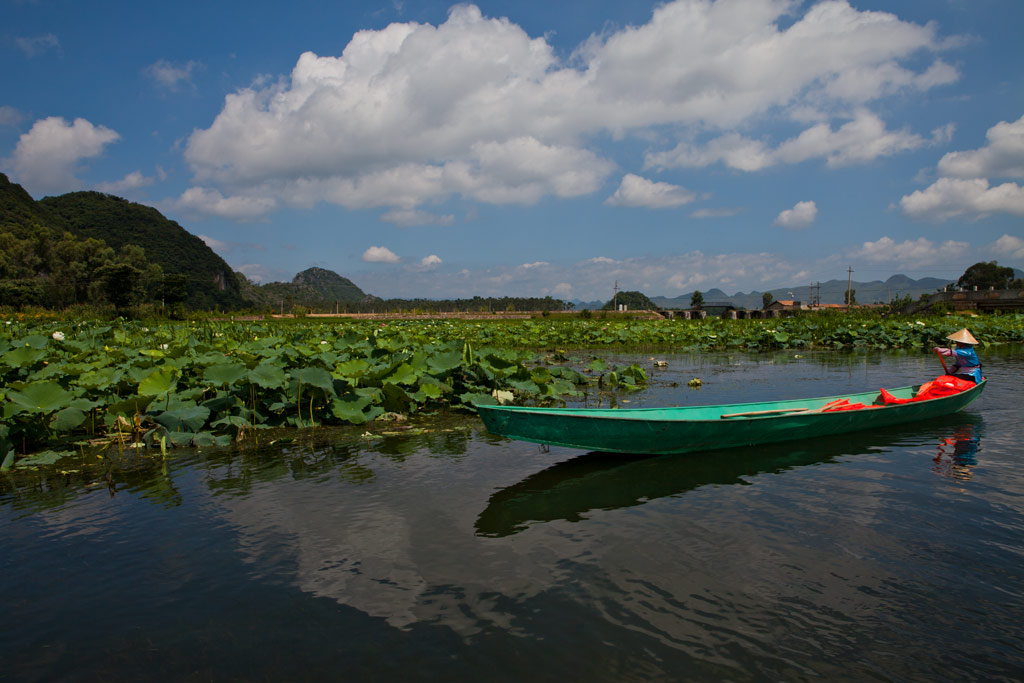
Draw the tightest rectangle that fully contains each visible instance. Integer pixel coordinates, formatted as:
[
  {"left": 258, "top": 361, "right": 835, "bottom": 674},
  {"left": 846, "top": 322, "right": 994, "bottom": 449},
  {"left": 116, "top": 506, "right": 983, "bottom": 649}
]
[{"left": 1, "top": 313, "right": 1021, "bottom": 467}]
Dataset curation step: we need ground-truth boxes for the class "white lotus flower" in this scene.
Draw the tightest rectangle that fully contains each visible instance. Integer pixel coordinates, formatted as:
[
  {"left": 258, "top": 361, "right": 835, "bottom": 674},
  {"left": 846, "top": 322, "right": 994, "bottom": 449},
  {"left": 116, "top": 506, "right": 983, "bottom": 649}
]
[{"left": 52, "top": 331, "right": 65, "bottom": 341}]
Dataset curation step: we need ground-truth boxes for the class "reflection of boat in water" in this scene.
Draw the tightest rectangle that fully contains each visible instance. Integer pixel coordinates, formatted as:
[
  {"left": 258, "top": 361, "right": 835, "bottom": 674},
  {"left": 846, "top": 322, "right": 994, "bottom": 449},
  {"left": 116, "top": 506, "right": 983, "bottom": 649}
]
[
  {"left": 476, "top": 380, "right": 986, "bottom": 455},
  {"left": 476, "top": 418, "right": 983, "bottom": 537},
  {"left": 933, "top": 424, "right": 982, "bottom": 481}
]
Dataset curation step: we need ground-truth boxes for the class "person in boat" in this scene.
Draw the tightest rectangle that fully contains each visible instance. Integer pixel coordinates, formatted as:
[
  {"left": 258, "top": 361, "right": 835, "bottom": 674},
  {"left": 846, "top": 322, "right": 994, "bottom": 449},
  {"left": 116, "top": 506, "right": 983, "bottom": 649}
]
[{"left": 934, "top": 328, "right": 983, "bottom": 384}]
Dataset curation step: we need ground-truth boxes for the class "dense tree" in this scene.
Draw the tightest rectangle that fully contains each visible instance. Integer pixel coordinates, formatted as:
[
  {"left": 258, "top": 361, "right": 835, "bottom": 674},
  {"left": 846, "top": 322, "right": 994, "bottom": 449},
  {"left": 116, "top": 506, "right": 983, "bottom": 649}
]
[
  {"left": 690, "top": 290, "right": 704, "bottom": 309},
  {"left": 161, "top": 273, "right": 190, "bottom": 306},
  {"left": 762, "top": 292, "right": 773, "bottom": 309},
  {"left": 93, "top": 262, "right": 144, "bottom": 311},
  {"left": 844, "top": 289, "right": 857, "bottom": 305},
  {"left": 957, "top": 261, "right": 1019, "bottom": 290}
]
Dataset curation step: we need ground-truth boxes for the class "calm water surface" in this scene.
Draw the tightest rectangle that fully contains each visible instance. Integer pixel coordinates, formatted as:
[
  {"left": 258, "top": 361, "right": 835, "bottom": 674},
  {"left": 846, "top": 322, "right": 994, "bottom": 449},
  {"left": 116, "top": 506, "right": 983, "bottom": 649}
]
[{"left": 2, "top": 349, "right": 1023, "bottom": 681}]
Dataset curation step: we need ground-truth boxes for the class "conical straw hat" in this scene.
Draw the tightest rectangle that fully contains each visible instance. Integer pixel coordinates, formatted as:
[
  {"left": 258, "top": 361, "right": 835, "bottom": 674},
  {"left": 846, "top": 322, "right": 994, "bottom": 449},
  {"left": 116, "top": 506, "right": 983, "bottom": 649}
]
[{"left": 946, "top": 328, "right": 978, "bottom": 345}]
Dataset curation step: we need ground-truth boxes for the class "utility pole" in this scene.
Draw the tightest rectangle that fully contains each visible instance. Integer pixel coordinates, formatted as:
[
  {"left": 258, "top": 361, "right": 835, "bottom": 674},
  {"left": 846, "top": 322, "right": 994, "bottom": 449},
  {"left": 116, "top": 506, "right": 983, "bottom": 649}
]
[
  {"left": 613, "top": 280, "right": 620, "bottom": 311},
  {"left": 846, "top": 266, "right": 854, "bottom": 308}
]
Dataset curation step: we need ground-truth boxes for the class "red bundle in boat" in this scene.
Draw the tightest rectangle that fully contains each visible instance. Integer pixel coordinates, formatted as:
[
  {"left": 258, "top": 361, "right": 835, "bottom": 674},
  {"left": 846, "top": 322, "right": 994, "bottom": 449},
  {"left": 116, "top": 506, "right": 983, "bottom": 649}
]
[{"left": 878, "top": 375, "right": 975, "bottom": 406}]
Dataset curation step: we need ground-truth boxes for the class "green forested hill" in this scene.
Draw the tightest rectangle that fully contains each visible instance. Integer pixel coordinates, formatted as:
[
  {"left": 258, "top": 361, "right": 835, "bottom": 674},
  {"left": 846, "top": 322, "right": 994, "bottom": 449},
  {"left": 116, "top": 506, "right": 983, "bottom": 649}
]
[
  {"left": 239, "top": 267, "right": 370, "bottom": 312},
  {"left": 0, "top": 173, "right": 59, "bottom": 238},
  {"left": 1, "top": 173, "right": 164, "bottom": 309},
  {"left": 38, "top": 191, "right": 246, "bottom": 310}
]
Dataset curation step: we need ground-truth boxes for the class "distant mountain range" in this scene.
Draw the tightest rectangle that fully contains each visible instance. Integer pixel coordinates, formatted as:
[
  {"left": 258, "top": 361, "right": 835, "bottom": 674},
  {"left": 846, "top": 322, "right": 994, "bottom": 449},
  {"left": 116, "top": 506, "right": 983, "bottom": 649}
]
[{"left": 572, "top": 274, "right": 971, "bottom": 310}]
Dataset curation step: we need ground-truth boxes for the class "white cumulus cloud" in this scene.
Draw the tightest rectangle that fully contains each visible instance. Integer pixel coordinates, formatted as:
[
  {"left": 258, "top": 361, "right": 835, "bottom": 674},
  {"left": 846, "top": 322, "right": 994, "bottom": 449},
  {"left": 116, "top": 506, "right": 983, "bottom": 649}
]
[
  {"left": 420, "top": 254, "right": 442, "bottom": 268},
  {"left": 169, "top": 186, "right": 277, "bottom": 221},
  {"left": 990, "top": 234, "right": 1024, "bottom": 260},
  {"left": 605, "top": 173, "right": 697, "bottom": 208},
  {"left": 181, "top": 1, "right": 955, "bottom": 216},
  {"left": 648, "top": 110, "right": 944, "bottom": 171},
  {"left": 937, "top": 114, "right": 1024, "bottom": 179},
  {"left": 95, "top": 170, "right": 155, "bottom": 194},
  {"left": 848, "top": 236, "right": 969, "bottom": 267},
  {"left": 4, "top": 116, "right": 120, "bottom": 196},
  {"left": 363, "top": 246, "right": 400, "bottom": 263},
  {"left": 774, "top": 201, "right": 818, "bottom": 229},
  {"left": 899, "top": 177, "right": 1024, "bottom": 221}
]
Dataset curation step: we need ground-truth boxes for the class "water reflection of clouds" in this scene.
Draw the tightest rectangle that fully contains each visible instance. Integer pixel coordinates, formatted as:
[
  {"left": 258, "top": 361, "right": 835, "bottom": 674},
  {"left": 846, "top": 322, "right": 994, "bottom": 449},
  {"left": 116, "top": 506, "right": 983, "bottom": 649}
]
[{"left": 207, "top": 428, "right": 915, "bottom": 639}]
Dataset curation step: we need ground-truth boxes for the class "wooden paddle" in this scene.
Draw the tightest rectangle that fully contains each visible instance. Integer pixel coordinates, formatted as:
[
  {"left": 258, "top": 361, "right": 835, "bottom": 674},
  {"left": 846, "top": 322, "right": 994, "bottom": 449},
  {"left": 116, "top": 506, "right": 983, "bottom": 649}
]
[
  {"left": 720, "top": 407, "right": 810, "bottom": 418},
  {"left": 720, "top": 398, "right": 849, "bottom": 419},
  {"left": 935, "top": 347, "right": 949, "bottom": 374}
]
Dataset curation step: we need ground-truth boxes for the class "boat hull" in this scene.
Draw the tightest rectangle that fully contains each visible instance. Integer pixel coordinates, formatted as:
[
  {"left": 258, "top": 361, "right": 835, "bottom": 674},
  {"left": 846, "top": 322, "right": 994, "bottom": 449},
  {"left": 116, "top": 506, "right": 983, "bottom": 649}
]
[{"left": 475, "top": 381, "right": 986, "bottom": 455}]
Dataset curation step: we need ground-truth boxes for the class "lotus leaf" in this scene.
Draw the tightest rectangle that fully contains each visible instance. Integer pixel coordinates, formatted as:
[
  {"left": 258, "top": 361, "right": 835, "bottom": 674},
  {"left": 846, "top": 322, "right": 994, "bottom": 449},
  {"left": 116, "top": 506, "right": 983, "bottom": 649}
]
[
  {"left": 202, "top": 394, "right": 240, "bottom": 414},
  {"left": 127, "top": 366, "right": 154, "bottom": 384},
  {"left": 139, "top": 366, "right": 180, "bottom": 396},
  {"left": 21, "top": 335, "right": 50, "bottom": 350},
  {"left": 211, "top": 415, "right": 253, "bottom": 431},
  {"left": 381, "top": 383, "right": 414, "bottom": 413},
  {"left": 51, "top": 407, "right": 87, "bottom": 431},
  {"left": 291, "top": 367, "right": 336, "bottom": 396},
  {"left": 165, "top": 431, "right": 198, "bottom": 447},
  {"left": 417, "top": 383, "right": 443, "bottom": 399},
  {"left": 154, "top": 405, "right": 211, "bottom": 433},
  {"left": 105, "top": 395, "right": 155, "bottom": 419},
  {"left": 550, "top": 379, "right": 581, "bottom": 396},
  {"left": 69, "top": 397, "right": 100, "bottom": 411},
  {"left": 16, "top": 450, "right": 72, "bottom": 467},
  {"left": 331, "top": 395, "right": 375, "bottom": 424},
  {"left": 427, "top": 351, "right": 463, "bottom": 373},
  {"left": 204, "top": 362, "right": 248, "bottom": 387},
  {"left": 31, "top": 362, "right": 93, "bottom": 380},
  {"left": 2, "top": 346, "right": 47, "bottom": 368},
  {"left": 336, "top": 359, "right": 370, "bottom": 378},
  {"left": 530, "top": 367, "right": 552, "bottom": 384},
  {"left": 77, "top": 367, "right": 124, "bottom": 390},
  {"left": 460, "top": 391, "right": 497, "bottom": 407},
  {"left": 384, "top": 363, "right": 418, "bottom": 386},
  {"left": 249, "top": 362, "right": 286, "bottom": 389},
  {"left": 6, "top": 382, "right": 73, "bottom": 414}
]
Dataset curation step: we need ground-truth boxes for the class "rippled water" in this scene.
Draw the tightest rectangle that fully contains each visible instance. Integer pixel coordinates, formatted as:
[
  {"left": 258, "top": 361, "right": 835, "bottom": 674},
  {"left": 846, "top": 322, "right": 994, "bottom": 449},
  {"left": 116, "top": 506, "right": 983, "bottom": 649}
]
[{"left": 2, "top": 349, "right": 1023, "bottom": 681}]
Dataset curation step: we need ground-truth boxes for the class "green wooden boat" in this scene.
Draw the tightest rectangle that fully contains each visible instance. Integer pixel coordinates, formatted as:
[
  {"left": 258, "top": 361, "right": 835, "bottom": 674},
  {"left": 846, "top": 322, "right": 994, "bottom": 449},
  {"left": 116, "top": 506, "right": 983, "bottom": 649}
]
[{"left": 475, "top": 380, "right": 986, "bottom": 455}]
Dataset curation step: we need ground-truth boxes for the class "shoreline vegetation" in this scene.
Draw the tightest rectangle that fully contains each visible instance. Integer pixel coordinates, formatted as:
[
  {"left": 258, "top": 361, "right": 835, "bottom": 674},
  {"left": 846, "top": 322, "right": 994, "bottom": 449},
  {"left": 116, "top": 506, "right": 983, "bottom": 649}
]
[{"left": 1, "top": 311, "right": 1021, "bottom": 472}]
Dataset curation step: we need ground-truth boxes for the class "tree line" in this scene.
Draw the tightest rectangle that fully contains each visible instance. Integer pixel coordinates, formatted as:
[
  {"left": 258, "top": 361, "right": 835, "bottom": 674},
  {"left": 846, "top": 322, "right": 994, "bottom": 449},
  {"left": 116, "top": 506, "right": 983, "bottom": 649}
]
[{"left": 0, "top": 229, "right": 191, "bottom": 311}]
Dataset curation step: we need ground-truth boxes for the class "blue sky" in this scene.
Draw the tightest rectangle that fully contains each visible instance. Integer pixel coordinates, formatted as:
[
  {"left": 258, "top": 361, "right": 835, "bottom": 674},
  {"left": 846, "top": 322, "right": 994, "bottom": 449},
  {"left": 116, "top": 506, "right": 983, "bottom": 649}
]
[{"left": 3, "top": 0, "right": 1022, "bottom": 301}]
